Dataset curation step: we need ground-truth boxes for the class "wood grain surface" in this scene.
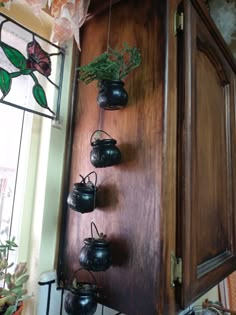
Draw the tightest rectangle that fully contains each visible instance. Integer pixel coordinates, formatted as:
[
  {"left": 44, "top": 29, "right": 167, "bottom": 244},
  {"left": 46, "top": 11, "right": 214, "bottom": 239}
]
[
  {"left": 59, "top": 1, "right": 167, "bottom": 314},
  {"left": 176, "top": 0, "right": 236, "bottom": 308},
  {"left": 57, "top": 0, "right": 236, "bottom": 313}
]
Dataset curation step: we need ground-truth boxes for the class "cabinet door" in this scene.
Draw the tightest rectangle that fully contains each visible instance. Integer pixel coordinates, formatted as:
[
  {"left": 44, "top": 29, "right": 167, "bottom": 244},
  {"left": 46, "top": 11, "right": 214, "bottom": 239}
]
[{"left": 177, "top": 0, "right": 236, "bottom": 308}]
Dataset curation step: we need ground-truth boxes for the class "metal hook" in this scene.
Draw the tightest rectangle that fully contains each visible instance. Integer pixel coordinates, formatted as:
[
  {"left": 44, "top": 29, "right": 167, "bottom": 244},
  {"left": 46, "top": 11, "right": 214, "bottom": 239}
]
[{"left": 91, "top": 222, "right": 101, "bottom": 239}]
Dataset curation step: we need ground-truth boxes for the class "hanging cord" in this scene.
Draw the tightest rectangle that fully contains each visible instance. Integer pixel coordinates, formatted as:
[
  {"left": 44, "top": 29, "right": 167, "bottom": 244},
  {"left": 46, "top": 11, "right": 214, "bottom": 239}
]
[
  {"left": 106, "top": 0, "right": 112, "bottom": 52},
  {"left": 98, "top": 0, "right": 112, "bottom": 131}
]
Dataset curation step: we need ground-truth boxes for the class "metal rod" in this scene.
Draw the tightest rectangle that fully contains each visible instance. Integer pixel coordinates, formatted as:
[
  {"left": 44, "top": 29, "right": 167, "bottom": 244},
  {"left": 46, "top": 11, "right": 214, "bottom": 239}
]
[
  {"left": 59, "top": 288, "right": 64, "bottom": 315},
  {"left": 0, "top": 100, "right": 54, "bottom": 119},
  {"left": 46, "top": 283, "right": 51, "bottom": 315},
  {"left": 8, "top": 110, "right": 25, "bottom": 245},
  {"left": 55, "top": 49, "right": 65, "bottom": 121},
  {"left": 38, "top": 280, "right": 55, "bottom": 315}
]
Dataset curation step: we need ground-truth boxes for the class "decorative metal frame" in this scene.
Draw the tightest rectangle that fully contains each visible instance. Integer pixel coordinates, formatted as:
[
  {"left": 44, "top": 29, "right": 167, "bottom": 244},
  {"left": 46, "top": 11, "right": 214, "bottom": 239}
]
[{"left": 0, "top": 13, "right": 65, "bottom": 120}]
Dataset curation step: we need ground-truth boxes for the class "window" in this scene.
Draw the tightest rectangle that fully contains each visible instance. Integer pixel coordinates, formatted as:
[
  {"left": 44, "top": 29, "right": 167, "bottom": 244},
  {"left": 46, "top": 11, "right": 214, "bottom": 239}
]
[{"left": 0, "top": 4, "right": 74, "bottom": 314}]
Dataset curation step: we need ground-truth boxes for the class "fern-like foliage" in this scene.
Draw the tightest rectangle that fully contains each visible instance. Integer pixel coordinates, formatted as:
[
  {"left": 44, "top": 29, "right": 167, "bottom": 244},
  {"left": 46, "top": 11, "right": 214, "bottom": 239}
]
[{"left": 78, "top": 43, "right": 141, "bottom": 84}]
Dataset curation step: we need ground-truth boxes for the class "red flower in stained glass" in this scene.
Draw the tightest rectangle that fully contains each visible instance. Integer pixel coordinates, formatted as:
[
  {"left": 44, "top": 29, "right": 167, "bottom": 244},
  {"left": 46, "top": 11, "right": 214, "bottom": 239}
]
[{"left": 26, "top": 40, "right": 51, "bottom": 77}]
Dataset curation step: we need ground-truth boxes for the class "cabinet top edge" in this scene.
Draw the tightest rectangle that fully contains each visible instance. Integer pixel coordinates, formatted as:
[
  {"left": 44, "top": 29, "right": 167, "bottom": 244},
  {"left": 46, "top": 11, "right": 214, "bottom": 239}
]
[{"left": 187, "top": 0, "right": 236, "bottom": 72}]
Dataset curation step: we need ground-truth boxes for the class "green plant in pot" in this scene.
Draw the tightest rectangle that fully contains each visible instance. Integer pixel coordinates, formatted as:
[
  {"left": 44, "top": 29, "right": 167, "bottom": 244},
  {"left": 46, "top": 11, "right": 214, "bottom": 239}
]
[
  {"left": 0, "top": 237, "right": 29, "bottom": 315},
  {"left": 78, "top": 43, "right": 141, "bottom": 110}
]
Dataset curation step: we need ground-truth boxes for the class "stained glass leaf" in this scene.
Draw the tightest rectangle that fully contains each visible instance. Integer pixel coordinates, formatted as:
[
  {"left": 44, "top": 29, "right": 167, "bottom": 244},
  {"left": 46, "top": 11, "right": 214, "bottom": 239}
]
[
  {"left": 32, "top": 84, "right": 55, "bottom": 115},
  {"left": 33, "top": 84, "right": 48, "bottom": 108},
  {"left": 21, "top": 69, "right": 33, "bottom": 75},
  {"left": 0, "top": 68, "right": 11, "bottom": 96},
  {"left": 0, "top": 42, "right": 27, "bottom": 70}
]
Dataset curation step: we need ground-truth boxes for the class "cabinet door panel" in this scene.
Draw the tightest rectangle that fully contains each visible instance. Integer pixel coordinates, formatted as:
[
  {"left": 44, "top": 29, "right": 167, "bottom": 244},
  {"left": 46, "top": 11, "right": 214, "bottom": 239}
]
[
  {"left": 195, "top": 48, "right": 229, "bottom": 269},
  {"left": 177, "top": 0, "right": 236, "bottom": 308}
]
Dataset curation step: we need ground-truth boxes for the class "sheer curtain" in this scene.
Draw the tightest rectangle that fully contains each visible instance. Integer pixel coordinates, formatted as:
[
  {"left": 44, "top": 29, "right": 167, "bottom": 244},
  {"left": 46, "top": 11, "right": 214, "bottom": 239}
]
[{"left": 218, "top": 272, "right": 236, "bottom": 312}]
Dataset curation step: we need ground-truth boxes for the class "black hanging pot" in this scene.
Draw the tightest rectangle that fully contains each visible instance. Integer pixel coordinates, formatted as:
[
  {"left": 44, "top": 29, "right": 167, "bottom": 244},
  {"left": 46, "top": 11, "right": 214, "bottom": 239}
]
[
  {"left": 90, "top": 130, "right": 122, "bottom": 168},
  {"left": 64, "top": 268, "right": 99, "bottom": 315},
  {"left": 67, "top": 172, "right": 97, "bottom": 214},
  {"left": 97, "top": 80, "right": 128, "bottom": 110},
  {"left": 79, "top": 222, "right": 112, "bottom": 272}
]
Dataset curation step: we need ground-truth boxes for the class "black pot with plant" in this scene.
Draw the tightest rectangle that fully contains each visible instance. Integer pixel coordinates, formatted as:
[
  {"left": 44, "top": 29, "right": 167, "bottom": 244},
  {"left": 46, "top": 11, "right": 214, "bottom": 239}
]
[
  {"left": 79, "top": 222, "right": 112, "bottom": 272},
  {"left": 78, "top": 43, "right": 141, "bottom": 110},
  {"left": 64, "top": 268, "right": 100, "bottom": 315},
  {"left": 90, "top": 130, "right": 122, "bottom": 168},
  {"left": 67, "top": 171, "right": 98, "bottom": 214}
]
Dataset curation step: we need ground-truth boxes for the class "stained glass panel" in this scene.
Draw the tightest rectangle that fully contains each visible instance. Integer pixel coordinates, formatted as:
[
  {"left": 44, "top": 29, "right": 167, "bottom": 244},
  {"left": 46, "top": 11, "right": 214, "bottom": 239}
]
[{"left": 0, "top": 12, "right": 65, "bottom": 120}]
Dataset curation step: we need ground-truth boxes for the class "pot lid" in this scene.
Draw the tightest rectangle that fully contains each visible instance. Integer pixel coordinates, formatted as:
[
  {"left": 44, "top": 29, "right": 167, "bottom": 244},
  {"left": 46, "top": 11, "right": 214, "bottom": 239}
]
[
  {"left": 91, "top": 138, "right": 117, "bottom": 146},
  {"left": 74, "top": 182, "right": 97, "bottom": 193},
  {"left": 84, "top": 237, "right": 109, "bottom": 246},
  {"left": 70, "top": 283, "right": 98, "bottom": 295}
]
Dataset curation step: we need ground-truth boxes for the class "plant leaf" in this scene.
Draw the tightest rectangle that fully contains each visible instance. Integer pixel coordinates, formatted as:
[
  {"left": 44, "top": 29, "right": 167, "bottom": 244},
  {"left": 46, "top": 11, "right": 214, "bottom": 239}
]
[
  {"left": 11, "top": 288, "right": 27, "bottom": 296},
  {"left": 0, "top": 42, "right": 27, "bottom": 70},
  {"left": 3, "top": 305, "right": 16, "bottom": 315},
  {"left": 32, "top": 84, "right": 48, "bottom": 108},
  {"left": 15, "top": 274, "right": 29, "bottom": 286},
  {"left": 0, "top": 290, "right": 10, "bottom": 297},
  {"left": 32, "top": 84, "right": 55, "bottom": 115},
  {"left": 0, "top": 68, "right": 11, "bottom": 96}
]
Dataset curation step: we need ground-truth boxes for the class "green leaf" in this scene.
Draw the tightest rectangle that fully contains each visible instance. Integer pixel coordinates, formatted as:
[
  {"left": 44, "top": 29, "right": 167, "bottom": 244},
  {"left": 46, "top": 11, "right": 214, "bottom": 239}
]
[
  {"left": 20, "top": 69, "right": 32, "bottom": 75},
  {"left": 3, "top": 305, "right": 16, "bottom": 315},
  {"left": 32, "top": 84, "right": 48, "bottom": 108},
  {"left": 11, "top": 288, "right": 27, "bottom": 296},
  {"left": 0, "top": 68, "right": 11, "bottom": 96},
  {"left": 0, "top": 289, "right": 11, "bottom": 296},
  {"left": 32, "top": 83, "right": 55, "bottom": 115},
  {"left": 15, "top": 274, "right": 29, "bottom": 286},
  {"left": 0, "top": 42, "right": 27, "bottom": 70}
]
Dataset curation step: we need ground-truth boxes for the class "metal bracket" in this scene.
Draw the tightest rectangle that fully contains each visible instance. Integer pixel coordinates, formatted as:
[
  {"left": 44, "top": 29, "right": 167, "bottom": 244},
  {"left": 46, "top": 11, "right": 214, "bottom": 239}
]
[
  {"left": 174, "top": 11, "right": 184, "bottom": 36},
  {"left": 52, "top": 116, "right": 63, "bottom": 129},
  {"left": 171, "top": 251, "right": 182, "bottom": 287}
]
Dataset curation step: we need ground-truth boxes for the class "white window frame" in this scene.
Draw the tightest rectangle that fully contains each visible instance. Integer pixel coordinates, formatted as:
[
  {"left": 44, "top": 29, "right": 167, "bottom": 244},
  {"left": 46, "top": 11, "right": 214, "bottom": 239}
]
[{"left": 0, "top": 3, "right": 75, "bottom": 314}]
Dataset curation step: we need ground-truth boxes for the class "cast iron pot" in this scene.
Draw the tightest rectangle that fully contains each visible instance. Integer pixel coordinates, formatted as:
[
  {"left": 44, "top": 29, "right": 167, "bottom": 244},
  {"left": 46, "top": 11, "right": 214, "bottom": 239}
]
[
  {"left": 97, "top": 80, "right": 128, "bottom": 110},
  {"left": 90, "top": 130, "right": 121, "bottom": 168},
  {"left": 79, "top": 222, "right": 112, "bottom": 272},
  {"left": 67, "top": 172, "right": 97, "bottom": 214},
  {"left": 64, "top": 268, "right": 99, "bottom": 315}
]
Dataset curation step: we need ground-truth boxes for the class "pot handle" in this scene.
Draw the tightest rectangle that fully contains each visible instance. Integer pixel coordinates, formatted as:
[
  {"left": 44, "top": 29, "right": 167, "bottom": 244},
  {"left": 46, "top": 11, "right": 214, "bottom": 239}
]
[
  {"left": 90, "top": 129, "right": 114, "bottom": 145},
  {"left": 79, "top": 171, "right": 97, "bottom": 187},
  {"left": 91, "top": 221, "right": 105, "bottom": 240},
  {"left": 72, "top": 267, "right": 97, "bottom": 285}
]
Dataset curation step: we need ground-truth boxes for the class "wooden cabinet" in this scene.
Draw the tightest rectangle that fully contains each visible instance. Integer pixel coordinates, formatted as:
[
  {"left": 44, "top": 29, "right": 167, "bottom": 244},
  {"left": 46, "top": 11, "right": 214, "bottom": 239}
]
[
  {"left": 176, "top": 0, "right": 236, "bottom": 308},
  {"left": 57, "top": 0, "right": 236, "bottom": 314}
]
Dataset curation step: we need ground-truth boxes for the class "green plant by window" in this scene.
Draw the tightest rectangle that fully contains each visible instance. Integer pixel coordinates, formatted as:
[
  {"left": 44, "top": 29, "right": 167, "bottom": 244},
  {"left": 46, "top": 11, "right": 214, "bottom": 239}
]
[
  {"left": 78, "top": 43, "right": 141, "bottom": 85},
  {"left": 0, "top": 237, "right": 29, "bottom": 315}
]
